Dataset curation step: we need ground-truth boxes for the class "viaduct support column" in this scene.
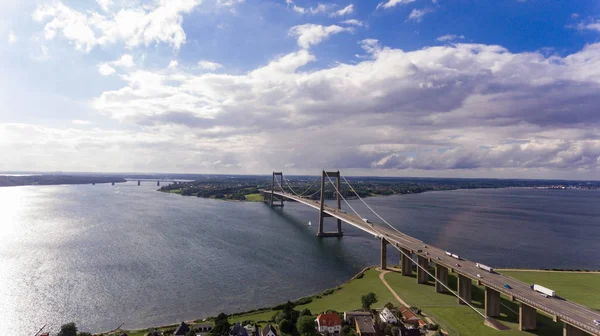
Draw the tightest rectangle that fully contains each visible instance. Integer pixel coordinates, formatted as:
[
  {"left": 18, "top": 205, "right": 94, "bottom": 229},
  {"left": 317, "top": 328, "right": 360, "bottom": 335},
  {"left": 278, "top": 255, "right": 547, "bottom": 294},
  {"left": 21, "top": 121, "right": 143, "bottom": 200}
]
[
  {"left": 417, "top": 256, "right": 429, "bottom": 284},
  {"left": 484, "top": 287, "right": 501, "bottom": 317},
  {"left": 457, "top": 274, "right": 472, "bottom": 305},
  {"left": 519, "top": 303, "right": 537, "bottom": 331},
  {"left": 380, "top": 238, "right": 387, "bottom": 270},
  {"left": 435, "top": 264, "right": 448, "bottom": 293},
  {"left": 563, "top": 324, "right": 586, "bottom": 336},
  {"left": 400, "top": 248, "right": 413, "bottom": 276}
]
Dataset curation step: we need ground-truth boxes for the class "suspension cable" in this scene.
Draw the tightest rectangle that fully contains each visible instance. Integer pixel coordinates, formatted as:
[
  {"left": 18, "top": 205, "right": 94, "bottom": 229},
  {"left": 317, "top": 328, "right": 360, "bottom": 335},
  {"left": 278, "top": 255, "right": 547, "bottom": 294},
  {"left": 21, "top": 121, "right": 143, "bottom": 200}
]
[
  {"left": 324, "top": 172, "right": 370, "bottom": 230},
  {"left": 327, "top": 173, "right": 487, "bottom": 319},
  {"left": 341, "top": 175, "right": 405, "bottom": 236},
  {"left": 283, "top": 176, "right": 320, "bottom": 197}
]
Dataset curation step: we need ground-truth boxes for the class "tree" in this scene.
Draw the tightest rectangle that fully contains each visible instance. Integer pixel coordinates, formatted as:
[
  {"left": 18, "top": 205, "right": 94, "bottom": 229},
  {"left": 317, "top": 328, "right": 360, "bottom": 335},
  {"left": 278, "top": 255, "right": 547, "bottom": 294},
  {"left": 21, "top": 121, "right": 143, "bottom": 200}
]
[
  {"left": 186, "top": 330, "right": 196, "bottom": 336},
  {"left": 384, "top": 302, "right": 395, "bottom": 310},
  {"left": 296, "top": 316, "right": 316, "bottom": 336},
  {"left": 57, "top": 323, "right": 77, "bottom": 336},
  {"left": 391, "top": 327, "right": 400, "bottom": 336},
  {"left": 274, "top": 311, "right": 288, "bottom": 324},
  {"left": 361, "top": 292, "right": 378, "bottom": 310},
  {"left": 279, "top": 319, "right": 294, "bottom": 334},
  {"left": 342, "top": 325, "right": 356, "bottom": 336},
  {"left": 211, "top": 313, "right": 231, "bottom": 336},
  {"left": 300, "top": 308, "right": 312, "bottom": 316}
]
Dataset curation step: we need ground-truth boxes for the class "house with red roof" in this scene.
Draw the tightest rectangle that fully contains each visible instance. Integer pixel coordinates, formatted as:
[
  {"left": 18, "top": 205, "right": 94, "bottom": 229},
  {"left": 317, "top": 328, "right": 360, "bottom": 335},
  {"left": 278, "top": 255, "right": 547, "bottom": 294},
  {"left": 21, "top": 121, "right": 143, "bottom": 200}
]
[{"left": 316, "top": 312, "right": 342, "bottom": 334}]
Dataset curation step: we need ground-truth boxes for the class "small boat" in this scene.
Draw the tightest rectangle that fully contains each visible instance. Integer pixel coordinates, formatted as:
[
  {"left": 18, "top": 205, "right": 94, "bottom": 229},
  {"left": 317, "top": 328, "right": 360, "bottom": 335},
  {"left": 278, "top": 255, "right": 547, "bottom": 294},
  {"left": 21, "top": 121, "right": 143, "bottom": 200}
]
[{"left": 308, "top": 221, "right": 312, "bottom": 226}]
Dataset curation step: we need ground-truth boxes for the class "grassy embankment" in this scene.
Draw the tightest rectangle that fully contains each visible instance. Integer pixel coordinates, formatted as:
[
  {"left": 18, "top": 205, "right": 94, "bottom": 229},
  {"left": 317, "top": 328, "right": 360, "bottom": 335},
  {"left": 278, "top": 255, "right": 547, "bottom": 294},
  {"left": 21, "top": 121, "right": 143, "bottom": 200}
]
[
  {"left": 113, "top": 269, "right": 600, "bottom": 336},
  {"left": 383, "top": 269, "right": 600, "bottom": 336},
  {"left": 244, "top": 193, "right": 264, "bottom": 202}
]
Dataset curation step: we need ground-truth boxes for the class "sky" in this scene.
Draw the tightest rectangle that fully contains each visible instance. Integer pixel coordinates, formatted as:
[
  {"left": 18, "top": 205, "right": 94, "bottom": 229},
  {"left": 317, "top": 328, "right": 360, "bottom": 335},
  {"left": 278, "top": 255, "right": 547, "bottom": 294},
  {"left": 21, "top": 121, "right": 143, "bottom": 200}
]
[{"left": 1, "top": 0, "right": 600, "bottom": 179}]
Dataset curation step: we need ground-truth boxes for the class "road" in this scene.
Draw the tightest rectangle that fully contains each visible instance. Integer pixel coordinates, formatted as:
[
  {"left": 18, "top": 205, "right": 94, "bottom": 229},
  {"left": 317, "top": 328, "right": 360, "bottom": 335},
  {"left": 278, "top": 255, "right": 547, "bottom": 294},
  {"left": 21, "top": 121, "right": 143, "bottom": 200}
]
[{"left": 263, "top": 189, "right": 600, "bottom": 336}]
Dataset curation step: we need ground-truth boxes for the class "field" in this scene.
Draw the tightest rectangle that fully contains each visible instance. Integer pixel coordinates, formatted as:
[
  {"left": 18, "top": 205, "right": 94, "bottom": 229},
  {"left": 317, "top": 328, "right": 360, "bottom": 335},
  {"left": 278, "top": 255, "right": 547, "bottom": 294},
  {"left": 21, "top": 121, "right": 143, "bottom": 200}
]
[
  {"left": 244, "top": 193, "right": 264, "bottom": 202},
  {"left": 112, "top": 269, "right": 600, "bottom": 336}
]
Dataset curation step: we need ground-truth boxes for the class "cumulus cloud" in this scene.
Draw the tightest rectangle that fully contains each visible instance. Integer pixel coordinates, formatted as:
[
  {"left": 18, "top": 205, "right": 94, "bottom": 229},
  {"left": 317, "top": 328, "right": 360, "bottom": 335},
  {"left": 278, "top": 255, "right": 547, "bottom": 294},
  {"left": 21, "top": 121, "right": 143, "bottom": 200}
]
[
  {"left": 112, "top": 54, "right": 135, "bottom": 67},
  {"left": 407, "top": 8, "right": 433, "bottom": 22},
  {"left": 376, "top": 0, "right": 416, "bottom": 10},
  {"left": 330, "top": 4, "right": 354, "bottom": 17},
  {"left": 437, "top": 34, "right": 465, "bottom": 42},
  {"left": 286, "top": 0, "right": 331, "bottom": 14},
  {"left": 341, "top": 19, "right": 364, "bottom": 27},
  {"left": 96, "top": 0, "right": 112, "bottom": 12},
  {"left": 87, "top": 42, "right": 600, "bottom": 176},
  {"left": 8, "top": 30, "right": 17, "bottom": 44},
  {"left": 289, "top": 24, "right": 352, "bottom": 49},
  {"left": 98, "top": 63, "right": 115, "bottom": 75},
  {"left": 198, "top": 60, "right": 223, "bottom": 71},
  {"left": 32, "top": 0, "right": 203, "bottom": 52},
  {"left": 573, "top": 19, "right": 600, "bottom": 33}
]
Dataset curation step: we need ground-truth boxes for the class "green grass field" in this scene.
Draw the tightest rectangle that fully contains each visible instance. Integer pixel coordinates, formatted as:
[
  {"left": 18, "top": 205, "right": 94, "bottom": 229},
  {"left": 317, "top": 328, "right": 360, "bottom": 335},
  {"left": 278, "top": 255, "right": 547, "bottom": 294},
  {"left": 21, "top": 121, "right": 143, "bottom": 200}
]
[
  {"left": 244, "top": 193, "right": 264, "bottom": 202},
  {"left": 112, "top": 269, "right": 600, "bottom": 336},
  {"left": 384, "top": 269, "right": 600, "bottom": 336}
]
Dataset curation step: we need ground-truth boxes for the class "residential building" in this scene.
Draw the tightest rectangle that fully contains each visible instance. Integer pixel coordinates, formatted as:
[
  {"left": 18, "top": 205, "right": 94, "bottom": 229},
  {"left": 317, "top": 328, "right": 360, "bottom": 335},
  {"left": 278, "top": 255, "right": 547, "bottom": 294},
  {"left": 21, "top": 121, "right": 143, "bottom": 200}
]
[
  {"left": 261, "top": 324, "right": 278, "bottom": 336},
  {"left": 175, "top": 321, "right": 191, "bottom": 336},
  {"left": 195, "top": 323, "right": 214, "bottom": 336},
  {"left": 343, "top": 311, "right": 372, "bottom": 323},
  {"left": 398, "top": 307, "right": 420, "bottom": 325},
  {"left": 379, "top": 307, "right": 398, "bottom": 324},
  {"left": 354, "top": 316, "right": 376, "bottom": 336},
  {"left": 316, "top": 312, "right": 342, "bottom": 334},
  {"left": 230, "top": 322, "right": 249, "bottom": 336},
  {"left": 400, "top": 329, "right": 420, "bottom": 336}
]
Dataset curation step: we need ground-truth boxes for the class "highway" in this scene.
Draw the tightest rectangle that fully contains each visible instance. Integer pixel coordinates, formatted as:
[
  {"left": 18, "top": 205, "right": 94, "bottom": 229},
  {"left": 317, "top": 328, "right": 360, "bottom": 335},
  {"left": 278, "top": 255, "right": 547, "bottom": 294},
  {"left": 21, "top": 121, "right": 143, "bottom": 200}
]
[{"left": 262, "top": 189, "right": 600, "bottom": 336}]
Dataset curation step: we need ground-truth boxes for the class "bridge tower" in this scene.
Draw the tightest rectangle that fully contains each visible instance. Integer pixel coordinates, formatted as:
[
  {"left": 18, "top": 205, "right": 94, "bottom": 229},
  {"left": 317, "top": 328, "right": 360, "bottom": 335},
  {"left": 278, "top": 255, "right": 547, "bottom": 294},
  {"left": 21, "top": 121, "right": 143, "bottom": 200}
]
[
  {"left": 317, "top": 170, "right": 343, "bottom": 237},
  {"left": 270, "top": 172, "right": 284, "bottom": 207}
]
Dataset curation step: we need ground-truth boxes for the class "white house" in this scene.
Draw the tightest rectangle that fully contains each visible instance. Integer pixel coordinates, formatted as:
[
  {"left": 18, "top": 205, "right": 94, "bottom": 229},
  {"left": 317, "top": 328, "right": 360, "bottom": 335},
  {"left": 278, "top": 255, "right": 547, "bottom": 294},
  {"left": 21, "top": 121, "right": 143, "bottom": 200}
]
[
  {"left": 379, "top": 307, "right": 398, "bottom": 324},
  {"left": 316, "top": 313, "right": 342, "bottom": 334},
  {"left": 261, "top": 324, "right": 278, "bottom": 336}
]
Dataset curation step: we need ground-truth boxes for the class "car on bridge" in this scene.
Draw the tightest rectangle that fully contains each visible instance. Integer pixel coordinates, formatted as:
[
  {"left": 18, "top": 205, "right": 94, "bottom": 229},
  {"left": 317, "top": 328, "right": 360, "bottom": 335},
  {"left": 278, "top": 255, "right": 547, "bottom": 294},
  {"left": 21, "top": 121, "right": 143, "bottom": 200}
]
[
  {"left": 504, "top": 284, "right": 512, "bottom": 289},
  {"left": 593, "top": 319, "right": 600, "bottom": 327}
]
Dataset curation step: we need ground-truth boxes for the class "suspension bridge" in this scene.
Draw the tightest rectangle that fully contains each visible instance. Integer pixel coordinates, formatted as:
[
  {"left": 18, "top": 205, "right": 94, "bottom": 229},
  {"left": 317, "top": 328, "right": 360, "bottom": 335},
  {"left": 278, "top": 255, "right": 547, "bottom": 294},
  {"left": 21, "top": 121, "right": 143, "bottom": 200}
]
[{"left": 259, "top": 171, "right": 600, "bottom": 336}]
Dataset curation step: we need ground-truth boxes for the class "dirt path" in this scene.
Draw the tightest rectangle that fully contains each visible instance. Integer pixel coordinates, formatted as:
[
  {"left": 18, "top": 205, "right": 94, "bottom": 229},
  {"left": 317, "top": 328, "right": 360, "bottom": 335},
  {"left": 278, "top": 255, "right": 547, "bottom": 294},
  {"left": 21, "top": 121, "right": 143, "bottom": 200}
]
[{"left": 378, "top": 268, "right": 411, "bottom": 308}]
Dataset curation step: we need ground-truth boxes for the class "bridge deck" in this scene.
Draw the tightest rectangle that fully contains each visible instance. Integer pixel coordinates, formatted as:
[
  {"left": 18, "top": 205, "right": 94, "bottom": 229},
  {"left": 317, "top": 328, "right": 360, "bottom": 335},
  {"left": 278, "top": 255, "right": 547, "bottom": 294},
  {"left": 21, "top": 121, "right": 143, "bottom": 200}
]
[{"left": 261, "top": 189, "right": 600, "bottom": 336}]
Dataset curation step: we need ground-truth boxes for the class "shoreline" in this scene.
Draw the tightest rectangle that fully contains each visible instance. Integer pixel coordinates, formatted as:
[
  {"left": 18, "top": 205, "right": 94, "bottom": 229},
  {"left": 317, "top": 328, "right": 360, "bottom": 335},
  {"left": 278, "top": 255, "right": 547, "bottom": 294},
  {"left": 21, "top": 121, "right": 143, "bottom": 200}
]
[{"left": 102, "top": 266, "right": 599, "bottom": 335}]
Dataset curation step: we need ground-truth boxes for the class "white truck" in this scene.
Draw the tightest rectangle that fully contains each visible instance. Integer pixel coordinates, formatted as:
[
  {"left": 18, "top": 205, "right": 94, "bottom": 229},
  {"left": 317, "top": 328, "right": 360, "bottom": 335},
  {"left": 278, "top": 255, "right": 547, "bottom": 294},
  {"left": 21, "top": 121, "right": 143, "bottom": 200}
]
[
  {"left": 531, "top": 284, "right": 556, "bottom": 297},
  {"left": 476, "top": 263, "right": 494, "bottom": 273}
]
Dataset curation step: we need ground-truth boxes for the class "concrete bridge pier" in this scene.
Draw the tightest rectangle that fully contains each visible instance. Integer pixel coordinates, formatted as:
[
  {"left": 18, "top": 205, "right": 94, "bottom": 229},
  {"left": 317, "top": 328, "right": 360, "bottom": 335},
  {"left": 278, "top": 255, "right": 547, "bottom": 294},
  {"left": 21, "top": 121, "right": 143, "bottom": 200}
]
[
  {"left": 157, "top": 181, "right": 160, "bottom": 186},
  {"left": 400, "top": 248, "right": 413, "bottom": 276},
  {"left": 381, "top": 238, "right": 387, "bottom": 270},
  {"left": 563, "top": 324, "right": 587, "bottom": 336},
  {"left": 434, "top": 264, "right": 448, "bottom": 293},
  {"left": 457, "top": 274, "right": 472, "bottom": 305},
  {"left": 519, "top": 303, "right": 537, "bottom": 331},
  {"left": 485, "top": 287, "right": 501, "bottom": 317},
  {"left": 417, "top": 256, "right": 429, "bottom": 284}
]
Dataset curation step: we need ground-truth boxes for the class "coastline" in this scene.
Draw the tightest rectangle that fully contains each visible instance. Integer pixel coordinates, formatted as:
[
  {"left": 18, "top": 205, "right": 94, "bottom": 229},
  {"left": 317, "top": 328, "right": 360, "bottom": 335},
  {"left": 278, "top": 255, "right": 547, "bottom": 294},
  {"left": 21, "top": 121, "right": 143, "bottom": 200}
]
[{"left": 101, "top": 266, "right": 600, "bottom": 335}]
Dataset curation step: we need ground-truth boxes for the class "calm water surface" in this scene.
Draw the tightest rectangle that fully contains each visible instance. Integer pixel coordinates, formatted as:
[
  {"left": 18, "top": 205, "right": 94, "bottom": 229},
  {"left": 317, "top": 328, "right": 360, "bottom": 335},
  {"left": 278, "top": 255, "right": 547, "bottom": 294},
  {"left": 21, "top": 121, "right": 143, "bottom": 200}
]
[{"left": 1, "top": 183, "right": 599, "bottom": 333}]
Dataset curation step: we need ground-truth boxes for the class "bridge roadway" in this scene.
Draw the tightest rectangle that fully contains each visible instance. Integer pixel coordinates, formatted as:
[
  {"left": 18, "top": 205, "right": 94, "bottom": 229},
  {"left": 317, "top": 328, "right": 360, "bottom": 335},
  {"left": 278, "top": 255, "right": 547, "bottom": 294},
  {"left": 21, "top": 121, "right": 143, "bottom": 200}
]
[{"left": 262, "top": 189, "right": 600, "bottom": 336}]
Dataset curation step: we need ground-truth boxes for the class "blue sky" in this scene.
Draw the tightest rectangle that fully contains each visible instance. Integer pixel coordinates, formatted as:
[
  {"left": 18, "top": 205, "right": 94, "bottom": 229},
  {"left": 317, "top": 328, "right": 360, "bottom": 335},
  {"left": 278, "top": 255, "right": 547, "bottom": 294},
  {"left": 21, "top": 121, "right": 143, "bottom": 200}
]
[{"left": 1, "top": 0, "right": 600, "bottom": 178}]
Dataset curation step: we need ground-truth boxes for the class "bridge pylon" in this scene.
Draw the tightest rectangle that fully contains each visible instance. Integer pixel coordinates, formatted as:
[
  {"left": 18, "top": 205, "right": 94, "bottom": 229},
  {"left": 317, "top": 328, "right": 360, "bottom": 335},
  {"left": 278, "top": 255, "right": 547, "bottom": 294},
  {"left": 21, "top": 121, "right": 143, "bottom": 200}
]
[
  {"left": 270, "top": 172, "right": 284, "bottom": 207},
  {"left": 318, "top": 170, "right": 343, "bottom": 237}
]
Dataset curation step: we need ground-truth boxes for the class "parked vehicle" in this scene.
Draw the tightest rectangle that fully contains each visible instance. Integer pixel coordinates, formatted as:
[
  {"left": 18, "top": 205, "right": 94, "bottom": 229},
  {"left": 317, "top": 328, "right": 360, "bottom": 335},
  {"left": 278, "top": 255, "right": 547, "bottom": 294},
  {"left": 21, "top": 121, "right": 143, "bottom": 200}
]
[
  {"left": 530, "top": 284, "right": 556, "bottom": 297},
  {"left": 504, "top": 284, "right": 512, "bottom": 289},
  {"left": 476, "top": 263, "right": 494, "bottom": 273}
]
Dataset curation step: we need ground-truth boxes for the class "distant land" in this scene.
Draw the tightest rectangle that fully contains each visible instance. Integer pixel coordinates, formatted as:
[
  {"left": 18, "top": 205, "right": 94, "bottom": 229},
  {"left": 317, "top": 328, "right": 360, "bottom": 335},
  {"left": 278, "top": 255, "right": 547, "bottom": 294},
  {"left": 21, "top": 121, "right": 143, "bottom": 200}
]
[
  {"left": 157, "top": 175, "right": 600, "bottom": 201},
  {"left": 0, "top": 174, "right": 126, "bottom": 187}
]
